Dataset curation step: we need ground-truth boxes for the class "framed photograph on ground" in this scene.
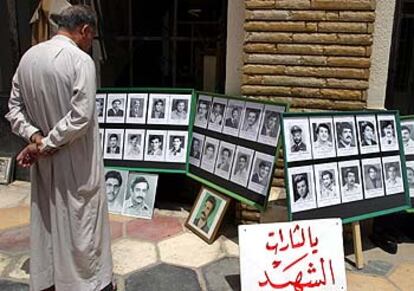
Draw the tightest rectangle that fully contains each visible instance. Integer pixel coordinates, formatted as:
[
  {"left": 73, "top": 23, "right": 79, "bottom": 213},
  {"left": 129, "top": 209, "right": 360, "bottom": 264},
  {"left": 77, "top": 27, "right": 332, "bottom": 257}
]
[
  {"left": 287, "top": 165, "right": 317, "bottom": 213},
  {"left": 357, "top": 115, "right": 380, "bottom": 154},
  {"left": 314, "top": 162, "right": 341, "bottom": 208},
  {"left": 338, "top": 160, "right": 363, "bottom": 203},
  {"left": 200, "top": 137, "right": 220, "bottom": 173},
  {"left": 194, "top": 95, "right": 212, "bottom": 128},
  {"left": 401, "top": 120, "right": 414, "bottom": 155},
  {"left": 189, "top": 133, "right": 205, "bottom": 167},
  {"left": 126, "top": 93, "right": 147, "bottom": 124},
  {"left": 361, "top": 157, "right": 384, "bottom": 199},
  {"left": 247, "top": 151, "right": 274, "bottom": 196},
  {"left": 168, "top": 94, "right": 191, "bottom": 125},
  {"left": 122, "top": 172, "right": 159, "bottom": 219},
  {"left": 207, "top": 97, "right": 227, "bottom": 132},
  {"left": 230, "top": 146, "right": 254, "bottom": 187},
  {"left": 0, "top": 157, "right": 13, "bottom": 184},
  {"left": 382, "top": 156, "right": 404, "bottom": 195},
  {"left": 144, "top": 130, "right": 167, "bottom": 162},
  {"left": 334, "top": 116, "right": 358, "bottom": 157},
  {"left": 166, "top": 131, "right": 188, "bottom": 163},
  {"left": 104, "top": 168, "right": 129, "bottom": 214},
  {"left": 239, "top": 102, "right": 263, "bottom": 142},
  {"left": 378, "top": 114, "right": 399, "bottom": 152},
  {"left": 96, "top": 93, "right": 106, "bottom": 123},
  {"left": 406, "top": 161, "right": 414, "bottom": 197},
  {"left": 104, "top": 129, "right": 124, "bottom": 160},
  {"left": 147, "top": 94, "right": 169, "bottom": 124},
  {"left": 222, "top": 99, "right": 245, "bottom": 137},
  {"left": 257, "top": 104, "right": 284, "bottom": 146},
  {"left": 310, "top": 117, "right": 336, "bottom": 160},
  {"left": 185, "top": 187, "right": 231, "bottom": 244},
  {"left": 214, "top": 141, "right": 236, "bottom": 180},
  {"left": 283, "top": 117, "right": 312, "bottom": 162},
  {"left": 106, "top": 93, "right": 127, "bottom": 123},
  {"left": 123, "top": 129, "right": 145, "bottom": 161}
]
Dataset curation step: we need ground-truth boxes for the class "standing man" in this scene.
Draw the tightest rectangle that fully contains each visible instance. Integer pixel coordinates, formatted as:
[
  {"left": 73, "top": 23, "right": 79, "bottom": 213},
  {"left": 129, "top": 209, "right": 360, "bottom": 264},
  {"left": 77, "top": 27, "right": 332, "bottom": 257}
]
[{"left": 6, "top": 5, "right": 113, "bottom": 291}]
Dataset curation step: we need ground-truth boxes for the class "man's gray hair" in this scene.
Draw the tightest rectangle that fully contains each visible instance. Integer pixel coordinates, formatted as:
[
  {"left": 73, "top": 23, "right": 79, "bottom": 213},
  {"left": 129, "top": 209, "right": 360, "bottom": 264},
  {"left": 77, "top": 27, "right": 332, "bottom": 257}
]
[{"left": 55, "top": 5, "right": 97, "bottom": 31}]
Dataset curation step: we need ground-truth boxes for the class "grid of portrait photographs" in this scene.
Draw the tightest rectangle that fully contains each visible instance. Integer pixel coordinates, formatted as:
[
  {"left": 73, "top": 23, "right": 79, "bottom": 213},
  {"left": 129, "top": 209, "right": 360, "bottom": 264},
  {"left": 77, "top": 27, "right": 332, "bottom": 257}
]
[
  {"left": 190, "top": 93, "right": 287, "bottom": 207},
  {"left": 283, "top": 111, "right": 410, "bottom": 222},
  {"left": 401, "top": 116, "right": 414, "bottom": 202},
  {"left": 104, "top": 168, "right": 159, "bottom": 219}
]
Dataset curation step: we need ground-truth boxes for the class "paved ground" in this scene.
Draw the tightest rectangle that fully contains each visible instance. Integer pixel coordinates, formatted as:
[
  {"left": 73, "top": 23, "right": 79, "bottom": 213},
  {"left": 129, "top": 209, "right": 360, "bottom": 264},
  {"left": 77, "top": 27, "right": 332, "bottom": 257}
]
[{"left": 0, "top": 181, "right": 413, "bottom": 290}]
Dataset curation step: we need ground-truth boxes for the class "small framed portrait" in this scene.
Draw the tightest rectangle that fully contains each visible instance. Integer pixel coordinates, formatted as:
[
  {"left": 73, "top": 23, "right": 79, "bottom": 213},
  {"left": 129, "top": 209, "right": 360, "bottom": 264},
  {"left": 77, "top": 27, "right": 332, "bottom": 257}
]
[
  {"left": 214, "top": 141, "right": 236, "bottom": 180},
  {"left": 222, "top": 99, "right": 245, "bottom": 137},
  {"left": 338, "top": 160, "right": 363, "bottom": 203},
  {"left": 314, "top": 163, "right": 341, "bottom": 208},
  {"left": 104, "top": 129, "right": 124, "bottom": 160},
  {"left": 287, "top": 165, "right": 317, "bottom": 213},
  {"left": 104, "top": 168, "right": 129, "bottom": 214},
  {"left": 126, "top": 93, "right": 148, "bottom": 124},
  {"left": 356, "top": 115, "right": 380, "bottom": 154},
  {"left": 361, "top": 157, "right": 384, "bottom": 199},
  {"left": 257, "top": 104, "right": 284, "bottom": 146},
  {"left": 168, "top": 94, "right": 191, "bottom": 125},
  {"left": 382, "top": 156, "right": 404, "bottom": 195},
  {"left": 283, "top": 117, "right": 312, "bottom": 162},
  {"left": 200, "top": 137, "right": 220, "bottom": 173},
  {"left": 144, "top": 130, "right": 167, "bottom": 162},
  {"left": 378, "top": 115, "right": 399, "bottom": 152},
  {"left": 106, "top": 93, "right": 127, "bottom": 123},
  {"left": 122, "top": 172, "right": 159, "bottom": 219},
  {"left": 189, "top": 133, "right": 205, "bottom": 167},
  {"left": 310, "top": 117, "right": 336, "bottom": 159},
  {"left": 401, "top": 120, "right": 414, "bottom": 155},
  {"left": 185, "top": 187, "right": 231, "bottom": 244},
  {"left": 230, "top": 146, "right": 254, "bottom": 187},
  {"left": 96, "top": 93, "right": 106, "bottom": 123},
  {"left": 239, "top": 102, "right": 264, "bottom": 142},
  {"left": 334, "top": 116, "right": 359, "bottom": 157},
  {"left": 166, "top": 131, "right": 188, "bottom": 163},
  {"left": 406, "top": 161, "right": 414, "bottom": 197},
  {"left": 194, "top": 95, "right": 212, "bottom": 128},
  {"left": 147, "top": 94, "right": 169, "bottom": 124},
  {"left": 123, "top": 129, "right": 145, "bottom": 161},
  {"left": 0, "top": 156, "right": 13, "bottom": 185},
  {"left": 207, "top": 97, "right": 227, "bottom": 132},
  {"left": 247, "top": 151, "right": 274, "bottom": 196}
]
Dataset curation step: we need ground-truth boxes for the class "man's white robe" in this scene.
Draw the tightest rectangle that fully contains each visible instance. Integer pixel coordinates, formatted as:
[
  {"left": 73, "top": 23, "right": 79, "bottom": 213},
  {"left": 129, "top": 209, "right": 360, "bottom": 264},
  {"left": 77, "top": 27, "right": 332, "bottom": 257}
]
[{"left": 6, "top": 35, "right": 112, "bottom": 291}]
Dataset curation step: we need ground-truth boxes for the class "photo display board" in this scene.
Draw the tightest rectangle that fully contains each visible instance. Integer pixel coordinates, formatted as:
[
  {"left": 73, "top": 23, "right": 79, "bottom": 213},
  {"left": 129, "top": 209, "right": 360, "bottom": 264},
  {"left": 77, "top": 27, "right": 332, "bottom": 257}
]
[
  {"left": 282, "top": 111, "right": 411, "bottom": 223},
  {"left": 400, "top": 115, "right": 414, "bottom": 205},
  {"left": 188, "top": 92, "right": 288, "bottom": 208}
]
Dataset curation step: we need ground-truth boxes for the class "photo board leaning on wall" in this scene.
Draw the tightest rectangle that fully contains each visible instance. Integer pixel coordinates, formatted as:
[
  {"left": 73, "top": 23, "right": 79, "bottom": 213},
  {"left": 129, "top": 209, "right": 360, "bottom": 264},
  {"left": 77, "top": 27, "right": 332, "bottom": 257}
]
[
  {"left": 282, "top": 111, "right": 411, "bottom": 223},
  {"left": 400, "top": 115, "right": 414, "bottom": 205}
]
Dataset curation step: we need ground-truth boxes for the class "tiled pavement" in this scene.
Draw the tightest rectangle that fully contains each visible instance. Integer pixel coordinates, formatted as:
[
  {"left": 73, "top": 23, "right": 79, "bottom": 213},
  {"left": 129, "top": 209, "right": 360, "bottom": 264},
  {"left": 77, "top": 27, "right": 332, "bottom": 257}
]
[{"left": 0, "top": 182, "right": 413, "bottom": 290}]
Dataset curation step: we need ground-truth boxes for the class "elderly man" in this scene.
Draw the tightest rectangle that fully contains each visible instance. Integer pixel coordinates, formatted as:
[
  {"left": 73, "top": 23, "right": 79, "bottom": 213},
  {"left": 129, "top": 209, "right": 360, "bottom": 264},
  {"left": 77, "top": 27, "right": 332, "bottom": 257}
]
[{"left": 6, "top": 5, "right": 113, "bottom": 291}]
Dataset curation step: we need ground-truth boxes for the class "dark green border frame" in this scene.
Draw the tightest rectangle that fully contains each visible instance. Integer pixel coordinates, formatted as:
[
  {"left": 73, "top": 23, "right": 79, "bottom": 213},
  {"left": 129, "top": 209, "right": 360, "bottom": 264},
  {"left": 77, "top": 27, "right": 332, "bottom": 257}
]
[{"left": 281, "top": 110, "right": 411, "bottom": 224}]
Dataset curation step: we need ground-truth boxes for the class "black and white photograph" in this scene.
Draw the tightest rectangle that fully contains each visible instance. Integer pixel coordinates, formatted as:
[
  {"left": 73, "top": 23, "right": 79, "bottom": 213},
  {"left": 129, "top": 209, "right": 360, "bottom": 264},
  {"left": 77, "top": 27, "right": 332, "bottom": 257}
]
[
  {"left": 189, "top": 133, "right": 205, "bottom": 167},
  {"left": 106, "top": 93, "right": 127, "bottom": 123},
  {"left": 401, "top": 120, "right": 414, "bottom": 155},
  {"left": 334, "top": 116, "right": 359, "bottom": 157},
  {"left": 230, "top": 146, "right": 254, "bottom": 187},
  {"left": 214, "top": 141, "right": 236, "bottom": 180},
  {"left": 357, "top": 115, "right": 380, "bottom": 154},
  {"left": 200, "top": 137, "right": 220, "bottom": 173},
  {"left": 99, "top": 128, "right": 105, "bottom": 151},
  {"left": 382, "top": 156, "right": 404, "bottom": 195},
  {"left": 257, "top": 104, "right": 284, "bottom": 146},
  {"left": 96, "top": 93, "right": 106, "bottom": 123},
  {"left": 222, "top": 99, "right": 245, "bottom": 136},
  {"left": 406, "top": 161, "right": 414, "bottom": 197},
  {"left": 168, "top": 94, "right": 191, "bottom": 125},
  {"left": 378, "top": 115, "right": 399, "bottom": 152},
  {"left": 310, "top": 117, "right": 336, "bottom": 159},
  {"left": 126, "top": 93, "right": 147, "bottom": 124},
  {"left": 104, "top": 168, "right": 128, "bottom": 214},
  {"left": 144, "top": 130, "right": 167, "bottom": 162},
  {"left": 361, "top": 158, "right": 384, "bottom": 199},
  {"left": 247, "top": 151, "right": 274, "bottom": 196},
  {"left": 0, "top": 157, "right": 13, "bottom": 185},
  {"left": 123, "top": 129, "right": 145, "bottom": 161},
  {"left": 288, "top": 165, "right": 317, "bottom": 213},
  {"left": 338, "top": 160, "right": 363, "bottom": 203},
  {"left": 104, "top": 129, "right": 124, "bottom": 160},
  {"left": 194, "top": 95, "right": 212, "bottom": 128},
  {"left": 166, "top": 131, "right": 188, "bottom": 163},
  {"left": 314, "top": 163, "right": 341, "bottom": 208},
  {"left": 283, "top": 117, "right": 312, "bottom": 162},
  {"left": 147, "top": 94, "right": 169, "bottom": 124},
  {"left": 239, "top": 102, "right": 264, "bottom": 142},
  {"left": 122, "top": 172, "right": 159, "bottom": 219},
  {"left": 207, "top": 97, "right": 227, "bottom": 132}
]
